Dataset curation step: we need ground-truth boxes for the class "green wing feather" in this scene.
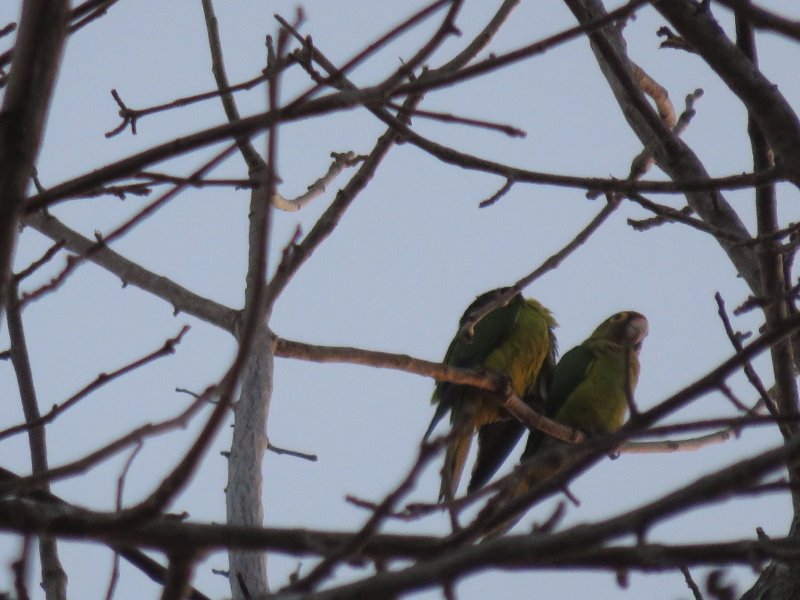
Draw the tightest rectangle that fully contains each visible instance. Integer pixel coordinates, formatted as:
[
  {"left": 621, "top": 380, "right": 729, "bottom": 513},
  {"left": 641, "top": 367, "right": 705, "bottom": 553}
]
[
  {"left": 424, "top": 288, "right": 523, "bottom": 440},
  {"left": 521, "top": 344, "right": 593, "bottom": 460},
  {"left": 468, "top": 347, "right": 555, "bottom": 492},
  {"left": 424, "top": 288, "right": 557, "bottom": 499},
  {"left": 523, "top": 311, "right": 648, "bottom": 460}
]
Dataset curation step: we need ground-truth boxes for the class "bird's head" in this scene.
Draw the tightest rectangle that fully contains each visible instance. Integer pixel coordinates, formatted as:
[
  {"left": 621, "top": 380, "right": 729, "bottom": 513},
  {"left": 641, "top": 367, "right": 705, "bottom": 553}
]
[{"left": 590, "top": 311, "right": 649, "bottom": 352}]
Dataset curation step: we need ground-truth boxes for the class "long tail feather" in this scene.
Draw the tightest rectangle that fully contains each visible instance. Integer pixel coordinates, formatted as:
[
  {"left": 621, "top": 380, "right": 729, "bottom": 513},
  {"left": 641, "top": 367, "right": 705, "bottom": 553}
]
[
  {"left": 423, "top": 404, "right": 447, "bottom": 441},
  {"left": 439, "top": 433, "right": 472, "bottom": 502}
]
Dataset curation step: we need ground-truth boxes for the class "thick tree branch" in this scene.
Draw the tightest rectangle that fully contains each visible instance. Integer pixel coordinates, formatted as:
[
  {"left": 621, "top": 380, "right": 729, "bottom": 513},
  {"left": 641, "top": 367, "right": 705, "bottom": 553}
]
[
  {"left": 714, "top": 0, "right": 800, "bottom": 42},
  {"left": 735, "top": 0, "right": 800, "bottom": 451},
  {"left": 0, "top": 0, "right": 68, "bottom": 321},
  {"left": 274, "top": 336, "right": 581, "bottom": 444},
  {"left": 733, "top": 3, "right": 800, "bottom": 595},
  {"left": 3, "top": 430, "right": 800, "bottom": 599},
  {"left": 0, "top": 466, "right": 212, "bottom": 600},
  {"left": 564, "top": 0, "right": 761, "bottom": 293},
  {"left": 654, "top": 0, "right": 800, "bottom": 183},
  {"left": 24, "top": 212, "right": 238, "bottom": 333}
]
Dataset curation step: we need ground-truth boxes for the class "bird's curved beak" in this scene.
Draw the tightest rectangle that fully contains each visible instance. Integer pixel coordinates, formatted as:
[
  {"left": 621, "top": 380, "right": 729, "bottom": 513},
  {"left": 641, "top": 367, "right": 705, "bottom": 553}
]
[{"left": 627, "top": 314, "right": 649, "bottom": 350}]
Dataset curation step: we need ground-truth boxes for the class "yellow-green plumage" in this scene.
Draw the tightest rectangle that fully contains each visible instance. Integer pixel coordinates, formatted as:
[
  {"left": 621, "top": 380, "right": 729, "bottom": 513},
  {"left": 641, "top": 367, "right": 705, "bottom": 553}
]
[
  {"left": 480, "top": 311, "right": 648, "bottom": 537},
  {"left": 528, "top": 310, "right": 647, "bottom": 448},
  {"left": 547, "top": 339, "right": 637, "bottom": 434},
  {"left": 424, "top": 288, "right": 557, "bottom": 501}
]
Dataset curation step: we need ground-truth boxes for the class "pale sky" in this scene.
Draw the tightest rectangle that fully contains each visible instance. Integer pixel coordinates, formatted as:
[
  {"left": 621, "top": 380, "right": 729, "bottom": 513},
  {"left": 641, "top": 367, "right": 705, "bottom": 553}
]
[{"left": 1, "top": 2, "right": 800, "bottom": 599}]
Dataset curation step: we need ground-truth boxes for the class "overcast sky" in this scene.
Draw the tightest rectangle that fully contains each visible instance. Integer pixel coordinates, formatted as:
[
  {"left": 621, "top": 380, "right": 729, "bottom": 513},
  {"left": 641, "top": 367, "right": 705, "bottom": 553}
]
[{"left": 2, "top": 2, "right": 800, "bottom": 599}]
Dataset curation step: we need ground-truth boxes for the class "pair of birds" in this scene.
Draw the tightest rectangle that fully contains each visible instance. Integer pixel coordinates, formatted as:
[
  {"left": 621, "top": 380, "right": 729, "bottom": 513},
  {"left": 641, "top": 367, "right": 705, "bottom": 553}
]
[{"left": 424, "top": 287, "right": 648, "bottom": 507}]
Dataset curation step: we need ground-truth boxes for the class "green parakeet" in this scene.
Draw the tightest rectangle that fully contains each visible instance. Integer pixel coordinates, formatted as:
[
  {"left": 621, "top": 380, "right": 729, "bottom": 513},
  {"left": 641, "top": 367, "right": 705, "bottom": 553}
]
[
  {"left": 423, "top": 287, "right": 557, "bottom": 501},
  {"left": 479, "top": 311, "right": 648, "bottom": 537},
  {"left": 523, "top": 310, "right": 648, "bottom": 459}
]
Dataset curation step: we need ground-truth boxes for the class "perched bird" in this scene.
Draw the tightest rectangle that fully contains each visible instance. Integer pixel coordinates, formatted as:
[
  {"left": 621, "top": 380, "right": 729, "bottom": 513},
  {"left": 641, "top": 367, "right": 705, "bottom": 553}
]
[
  {"left": 524, "top": 310, "right": 648, "bottom": 457},
  {"left": 423, "top": 287, "right": 557, "bottom": 501},
  {"left": 480, "top": 311, "right": 648, "bottom": 535}
]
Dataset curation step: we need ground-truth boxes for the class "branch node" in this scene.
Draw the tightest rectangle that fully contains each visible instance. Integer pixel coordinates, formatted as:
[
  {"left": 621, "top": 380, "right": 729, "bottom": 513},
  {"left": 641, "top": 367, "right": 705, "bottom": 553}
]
[
  {"left": 478, "top": 177, "right": 514, "bottom": 208},
  {"left": 105, "top": 88, "right": 138, "bottom": 137}
]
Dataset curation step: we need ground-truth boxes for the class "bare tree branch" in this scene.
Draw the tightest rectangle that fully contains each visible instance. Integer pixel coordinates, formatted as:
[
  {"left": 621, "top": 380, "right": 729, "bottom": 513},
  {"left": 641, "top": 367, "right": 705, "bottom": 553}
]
[
  {"left": 6, "top": 283, "right": 67, "bottom": 600},
  {"left": 713, "top": 0, "right": 800, "bottom": 44},
  {"left": 0, "top": 325, "right": 190, "bottom": 443},
  {"left": 161, "top": 552, "right": 198, "bottom": 600},
  {"left": 274, "top": 335, "right": 581, "bottom": 444},
  {"left": 0, "top": 388, "right": 215, "bottom": 494},
  {"left": 24, "top": 212, "right": 238, "bottom": 332},
  {"left": 8, "top": 426, "right": 798, "bottom": 598},
  {"left": 0, "top": 0, "right": 68, "bottom": 321},
  {"left": 286, "top": 442, "right": 440, "bottom": 593},
  {"left": 564, "top": 0, "right": 761, "bottom": 293},
  {"left": 4, "top": 1, "right": 800, "bottom": 597},
  {"left": 654, "top": 1, "right": 800, "bottom": 183}
]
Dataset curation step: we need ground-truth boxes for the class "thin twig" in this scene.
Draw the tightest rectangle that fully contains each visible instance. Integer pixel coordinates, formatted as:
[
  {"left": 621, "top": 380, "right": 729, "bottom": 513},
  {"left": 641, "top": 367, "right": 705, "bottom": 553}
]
[
  {"left": 718, "top": 381, "right": 749, "bottom": 413},
  {"left": 0, "top": 326, "right": 191, "bottom": 442},
  {"left": 385, "top": 102, "right": 526, "bottom": 138},
  {"left": 104, "top": 66, "right": 275, "bottom": 137},
  {"left": 279, "top": 0, "right": 459, "bottom": 111},
  {"left": 14, "top": 239, "right": 65, "bottom": 280},
  {"left": 682, "top": 565, "right": 705, "bottom": 600},
  {"left": 0, "top": 22, "right": 17, "bottom": 39},
  {"left": 629, "top": 413, "right": 791, "bottom": 438},
  {"left": 68, "top": 0, "right": 120, "bottom": 33},
  {"left": 264, "top": 93, "right": 425, "bottom": 311},
  {"left": 0, "top": 383, "right": 216, "bottom": 495},
  {"left": 12, "top": 535, "right": 32, "bottom": 600},
  {"left": 105, "top": 442, "right": 143, "bottom": 600},
  {"left": 271, "top": 151, "right": 365, "bottom": 212},
  {"left": 286, "top": 441, "right": 440, "bottom": 592},
  {"left": 201, "top": 0, "right": 265, "bottom": 169},
  {"left": 715, "top": 293, "right": 781, "bottom": 422},
  {"left": 714, "top": 0, "right": 800, "bottom": 43},
  {"left": 136, "top": 171, "right": 253, "bottom": 189},
  {"left": 478, "top": 178, "right": 514, "bottom": 208},
  {"left": 22, "top": 144, "right": 239, "bottom": 307},
  {"left": 619, "top": 430, "right": 732, "bottom": 454},
  {"left": 7, "top": 281, "right": 69, "bottom": 600},
  {"left": 458, "top": 196, "right": 620, "bottom": 338},
  {"left": 627, "top": 193, "right": 748, "bottom": 243},
  {"left": 267, "top": 442, "right": 317, "bottom": 462}
]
